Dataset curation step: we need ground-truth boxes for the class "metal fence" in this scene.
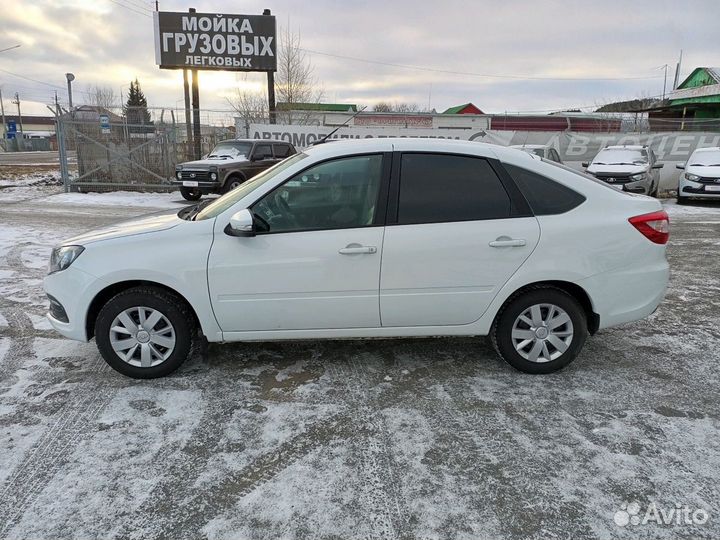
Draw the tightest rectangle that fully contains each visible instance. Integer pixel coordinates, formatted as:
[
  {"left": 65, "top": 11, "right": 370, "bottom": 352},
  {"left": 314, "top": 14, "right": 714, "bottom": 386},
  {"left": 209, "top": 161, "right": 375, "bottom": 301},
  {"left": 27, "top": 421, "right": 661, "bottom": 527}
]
[{"left": 57, "top": 107, "right": 236, "bottom": 192}]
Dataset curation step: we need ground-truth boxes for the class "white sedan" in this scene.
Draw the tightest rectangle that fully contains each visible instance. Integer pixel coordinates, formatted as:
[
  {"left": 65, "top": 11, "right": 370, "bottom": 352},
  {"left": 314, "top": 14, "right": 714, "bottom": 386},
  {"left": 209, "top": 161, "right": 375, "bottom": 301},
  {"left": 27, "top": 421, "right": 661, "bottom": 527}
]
[
  {"left": 45, "top": 139, "right": 670, "bottom": 378},
  {"left": 676, "top": 146, "right": 720, "bottom": 203}
]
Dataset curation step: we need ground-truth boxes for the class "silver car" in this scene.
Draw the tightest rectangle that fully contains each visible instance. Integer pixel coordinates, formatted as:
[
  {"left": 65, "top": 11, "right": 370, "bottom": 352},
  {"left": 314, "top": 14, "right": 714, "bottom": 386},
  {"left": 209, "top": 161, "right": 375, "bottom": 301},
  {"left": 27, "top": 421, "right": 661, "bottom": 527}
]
[{"left": 583, "top": 145, "right": 663, "bottom": 196}]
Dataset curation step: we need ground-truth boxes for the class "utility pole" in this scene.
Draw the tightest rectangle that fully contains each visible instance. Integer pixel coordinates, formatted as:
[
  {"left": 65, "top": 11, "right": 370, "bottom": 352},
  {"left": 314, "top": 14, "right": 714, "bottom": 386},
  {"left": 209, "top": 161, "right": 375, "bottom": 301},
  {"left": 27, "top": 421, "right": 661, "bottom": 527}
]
[
  {"left": 264, "top": 8, "right": 276, "bottom": 124},
  {"left": 0, "top": 88, "right": 6, "bottom": 144},
  {"left": 673, "top": 50, "right": 683, "bottom": 90},
  {"left": 662, "top": 64, "right": 668, "bottom": 100},
  {"left": 189, "top": 7, "right": 201, "bottom": 159},
  {"left": 183, "top": 69, "right": 192, "bottom": 158},
  {"left": 12, "top": 92, "right": 23, "bottom": 151}
]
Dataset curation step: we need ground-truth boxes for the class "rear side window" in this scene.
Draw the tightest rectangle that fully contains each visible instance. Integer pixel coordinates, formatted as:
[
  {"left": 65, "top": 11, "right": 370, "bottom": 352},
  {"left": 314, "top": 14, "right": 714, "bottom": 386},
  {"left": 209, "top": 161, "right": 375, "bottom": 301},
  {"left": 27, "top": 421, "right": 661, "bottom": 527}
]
[
  {"left": 398, "top": 153, "right": 511, "bottom": 224},
  {"left": 274, "top": 144, "right": 292, "bottom": 158},
  {"left": 504, "top": 163, "right": 586, "bottom": 215}
]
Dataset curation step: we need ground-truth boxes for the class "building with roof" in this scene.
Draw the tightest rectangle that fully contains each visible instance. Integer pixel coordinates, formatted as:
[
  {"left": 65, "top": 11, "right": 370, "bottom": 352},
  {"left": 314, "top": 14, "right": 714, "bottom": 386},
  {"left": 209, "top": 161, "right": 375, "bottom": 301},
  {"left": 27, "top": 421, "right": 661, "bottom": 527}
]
[
  {"left": 442, "top": 103, "right": 484, "bottom": 115},
  {"left": 646, "top": 67, "right": 720, "bottom": 131}
]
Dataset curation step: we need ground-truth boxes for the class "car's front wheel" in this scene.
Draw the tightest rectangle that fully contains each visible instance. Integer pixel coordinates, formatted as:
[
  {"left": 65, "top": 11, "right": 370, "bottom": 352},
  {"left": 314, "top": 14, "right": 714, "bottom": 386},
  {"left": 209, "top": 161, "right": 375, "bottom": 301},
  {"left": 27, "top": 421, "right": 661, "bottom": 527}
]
[
  {"left": 94, "top": 286, "right": 194, "bottom": 378},
  {"left": 180, "top": 187, "right": 202, "bottom": 201},
  {"left": 492, "top": 286, "right": 588, "bottom": 374},
  {"left": 223, "top": 175, "right": 245, "bottom": 193}
]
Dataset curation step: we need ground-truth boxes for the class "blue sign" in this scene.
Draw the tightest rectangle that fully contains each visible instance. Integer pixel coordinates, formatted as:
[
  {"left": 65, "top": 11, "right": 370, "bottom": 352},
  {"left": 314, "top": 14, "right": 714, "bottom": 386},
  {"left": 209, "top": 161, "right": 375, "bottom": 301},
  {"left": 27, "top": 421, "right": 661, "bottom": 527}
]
[
  {"left": 6, "top": 120, "right": 16, "bottom": 139},
  {"left": 99, "top": 114, "right": 110, "bottom": 134}
]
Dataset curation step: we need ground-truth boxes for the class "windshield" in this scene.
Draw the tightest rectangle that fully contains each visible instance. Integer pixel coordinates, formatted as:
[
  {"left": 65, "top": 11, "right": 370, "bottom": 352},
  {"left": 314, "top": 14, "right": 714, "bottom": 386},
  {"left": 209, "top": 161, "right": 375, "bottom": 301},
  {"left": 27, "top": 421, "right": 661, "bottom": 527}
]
[
  {"left": 689, "top": 150, "right": 720, "bottom": 166},
  {"left": 207, "top": 142, "right": 253, "bottom": 159},
  {"left": 194, "top": 153, "right": 309, "bottom": 221},
  {"left": 592, "top": 149, "right": 647, "bottom": 166}
]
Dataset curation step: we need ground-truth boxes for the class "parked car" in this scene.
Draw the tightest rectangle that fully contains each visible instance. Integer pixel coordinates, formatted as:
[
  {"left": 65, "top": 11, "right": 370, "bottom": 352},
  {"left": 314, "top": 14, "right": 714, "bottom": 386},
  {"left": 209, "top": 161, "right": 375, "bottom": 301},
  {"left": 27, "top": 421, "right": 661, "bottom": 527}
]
[
  {"left": 510, "top": 144, "right": 563, "bottom": 163},
  {"left": 583, "top": 145, "right": 663, "bottom": 196},
  {"left": 45, "top": 139, "right": 669, "bottom": 379},
  {"left": 675, "top": 146, "right": 720, "bottom": 204},
  {"left": 174, "top": 139, "right": 296, "bottom": 201}
]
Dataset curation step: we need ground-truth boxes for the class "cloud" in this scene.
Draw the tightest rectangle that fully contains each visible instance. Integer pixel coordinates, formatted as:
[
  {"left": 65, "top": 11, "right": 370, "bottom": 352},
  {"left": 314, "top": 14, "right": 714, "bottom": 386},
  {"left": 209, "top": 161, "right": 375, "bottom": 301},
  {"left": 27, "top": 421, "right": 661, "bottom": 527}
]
[{"left": 2, "top": 0, "right": 719, "bottom": 118}]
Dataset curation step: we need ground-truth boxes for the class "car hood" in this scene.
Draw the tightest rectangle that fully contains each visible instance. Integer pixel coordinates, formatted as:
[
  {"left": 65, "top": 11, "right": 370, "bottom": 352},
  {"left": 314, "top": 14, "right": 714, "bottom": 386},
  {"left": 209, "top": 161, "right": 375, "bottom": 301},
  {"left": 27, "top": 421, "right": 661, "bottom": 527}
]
[
  {"left": 587, "top": 164, "right": 647, "bottom": 175},
  {"left": 686, "top": 164, "right": 720, "bottom": 177},
  {"left": 181, "top": 157, "right": 248, "bottom": 168},
  {"left": 61, "top": 209, "right": 182, "bottom": 246}
]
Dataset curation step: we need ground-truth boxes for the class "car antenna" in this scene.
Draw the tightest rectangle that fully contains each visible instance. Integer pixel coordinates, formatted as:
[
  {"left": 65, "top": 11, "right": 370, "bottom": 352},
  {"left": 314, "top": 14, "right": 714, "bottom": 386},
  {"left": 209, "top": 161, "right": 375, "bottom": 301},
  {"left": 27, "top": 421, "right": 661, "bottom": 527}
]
[{"left": 315, "top": 105, "right": 368, "bottom": 145}]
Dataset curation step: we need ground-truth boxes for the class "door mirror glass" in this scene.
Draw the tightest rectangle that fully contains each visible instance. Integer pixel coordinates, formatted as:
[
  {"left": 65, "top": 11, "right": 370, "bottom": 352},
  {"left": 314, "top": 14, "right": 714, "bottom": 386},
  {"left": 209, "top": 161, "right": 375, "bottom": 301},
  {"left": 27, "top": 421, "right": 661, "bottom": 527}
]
[
  {"left": 225, "top": 208, "right": 255, "bottom": 237},
  {"left": 676, "top": 162, "right": 686, "bottom": 170},
  {"left": 581, "top": 161, "right": 589, "bottom": 168},
  {"left": 652, "top": 163, "right": 664, "bottom": 169}
]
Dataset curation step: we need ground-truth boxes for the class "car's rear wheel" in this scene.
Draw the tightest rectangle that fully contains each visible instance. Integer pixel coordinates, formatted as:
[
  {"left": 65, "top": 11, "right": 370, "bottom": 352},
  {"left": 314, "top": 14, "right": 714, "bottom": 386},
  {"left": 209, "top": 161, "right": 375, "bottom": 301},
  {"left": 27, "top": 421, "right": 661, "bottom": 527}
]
[
  {"left": 223, "top": 175, "right": 245, "bottom": 193},
  {"left": 492, "top": 287, "right": 588, "bottom": 374},
  {"left": 180, "top": 187, "right": 202, "bottom": 201},
  {"left": 676, "top": 194, "right": 687, "bottom": 205},
  {"left": 95, "top": 286, "right": 194, "bottom": 378}
]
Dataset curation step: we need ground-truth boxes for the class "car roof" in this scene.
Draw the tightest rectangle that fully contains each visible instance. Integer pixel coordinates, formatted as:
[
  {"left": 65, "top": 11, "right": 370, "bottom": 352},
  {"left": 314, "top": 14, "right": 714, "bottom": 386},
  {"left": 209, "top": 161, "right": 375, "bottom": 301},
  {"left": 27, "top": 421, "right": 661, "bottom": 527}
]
[
  {"left": 603, "top": 145, "right": 647, "bottom": 150},
  {"left": 222, "top": 138, "right": 291, "bottom": 144},
  {"left": 510, "top": 144, "right": 547, "bottom": 149},
  {"left": 302, "top": 137, "right": 504, "bottom": 160},
  {"left": 692, "top": 146, "right": 720, "bottom": 153}
]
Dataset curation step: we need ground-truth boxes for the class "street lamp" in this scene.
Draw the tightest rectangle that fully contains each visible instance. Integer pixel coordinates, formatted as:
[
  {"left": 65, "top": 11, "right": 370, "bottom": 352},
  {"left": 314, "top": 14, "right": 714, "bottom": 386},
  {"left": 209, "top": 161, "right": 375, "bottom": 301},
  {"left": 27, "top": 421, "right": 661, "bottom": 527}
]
[{"left": 65, "top": 73, "right": 75, "bottom": 110}]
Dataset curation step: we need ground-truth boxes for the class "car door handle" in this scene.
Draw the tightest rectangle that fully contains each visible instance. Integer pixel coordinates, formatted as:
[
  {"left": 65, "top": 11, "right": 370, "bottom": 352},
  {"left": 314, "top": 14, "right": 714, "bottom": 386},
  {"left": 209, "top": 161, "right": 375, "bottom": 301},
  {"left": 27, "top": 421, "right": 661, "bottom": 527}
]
[
  {"left": 338, "top": 245, "right": 377, "bottom": 255},
  {"left": 489, "top": 238, "right": 526, "bottom": 248}
]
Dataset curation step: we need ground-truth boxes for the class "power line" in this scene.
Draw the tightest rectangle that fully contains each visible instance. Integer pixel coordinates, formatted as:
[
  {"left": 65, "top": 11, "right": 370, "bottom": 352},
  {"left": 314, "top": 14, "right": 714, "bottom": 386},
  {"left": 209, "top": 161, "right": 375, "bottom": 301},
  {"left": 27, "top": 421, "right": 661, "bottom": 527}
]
[
  {"left": 107, "top": 0, "right": 152, "bottom": 17},
  {"left": 0, "top": 68, "right": 65, "bottom": 90},
  {"left": 300, "top": 48, "right": 664, "bottom": 82}
]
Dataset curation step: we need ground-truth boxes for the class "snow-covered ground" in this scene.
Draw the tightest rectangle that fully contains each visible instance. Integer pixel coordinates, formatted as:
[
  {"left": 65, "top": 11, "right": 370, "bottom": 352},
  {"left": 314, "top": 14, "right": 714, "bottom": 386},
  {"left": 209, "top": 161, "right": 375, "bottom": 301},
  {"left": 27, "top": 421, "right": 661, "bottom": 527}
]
[{"left": 1, "top": 183, "right": 719, "bottom": 539}]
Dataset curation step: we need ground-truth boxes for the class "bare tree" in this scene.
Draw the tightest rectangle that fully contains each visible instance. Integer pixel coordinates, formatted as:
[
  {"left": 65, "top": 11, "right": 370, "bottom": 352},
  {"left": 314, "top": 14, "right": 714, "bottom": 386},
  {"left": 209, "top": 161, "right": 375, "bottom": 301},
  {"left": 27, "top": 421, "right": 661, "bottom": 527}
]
[
  {"left": 372, "top": 101, "right": 424, "bottom": 113},
  {"left": 85, "top": 84, "right": 118, "bottom": 112},
  {"left": 275, "top": 25, "right": 323, "bottom": 124},
  {"left": 227, "top": 74, "right": 268, "bottom": 136}
]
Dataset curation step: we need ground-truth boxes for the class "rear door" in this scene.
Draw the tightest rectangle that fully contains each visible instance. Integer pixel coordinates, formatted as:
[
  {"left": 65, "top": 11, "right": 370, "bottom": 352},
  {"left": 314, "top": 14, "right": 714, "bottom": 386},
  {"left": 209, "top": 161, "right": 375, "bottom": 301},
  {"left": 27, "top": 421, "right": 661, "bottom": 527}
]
[{"left": 379, "top": 152, "right": 540, "bottom": 327}]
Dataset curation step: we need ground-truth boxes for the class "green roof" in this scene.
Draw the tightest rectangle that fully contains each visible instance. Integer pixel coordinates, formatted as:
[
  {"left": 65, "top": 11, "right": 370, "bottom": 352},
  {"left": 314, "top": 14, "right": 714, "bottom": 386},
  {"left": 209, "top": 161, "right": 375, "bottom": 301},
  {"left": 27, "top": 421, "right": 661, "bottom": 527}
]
[
  {"left": 443, "top": 103, "right": 471, "bottom": 114},
  {"left": 276, "top": 102, "right": 357, "bottom": 112}
]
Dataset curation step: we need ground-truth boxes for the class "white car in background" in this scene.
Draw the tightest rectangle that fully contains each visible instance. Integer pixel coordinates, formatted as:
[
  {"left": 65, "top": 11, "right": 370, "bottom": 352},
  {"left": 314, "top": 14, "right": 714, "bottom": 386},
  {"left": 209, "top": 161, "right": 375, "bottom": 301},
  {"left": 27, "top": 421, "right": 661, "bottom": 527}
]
[
  {"left": 44, "top": 139, "right": 670, "bottom": 379},
  {"left": 676, "top": 147, "right": 720, "bottom": 204},
  {"left": 510, "top": 144, "right": 563, "bottom": 163}
]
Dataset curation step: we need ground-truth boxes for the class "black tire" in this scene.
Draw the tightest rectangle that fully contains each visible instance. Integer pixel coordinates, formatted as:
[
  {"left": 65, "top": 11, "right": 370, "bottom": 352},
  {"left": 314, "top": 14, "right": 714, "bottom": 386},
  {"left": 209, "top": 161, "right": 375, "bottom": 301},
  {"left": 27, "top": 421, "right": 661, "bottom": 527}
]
[
  {"left": 222, "top": 175, "right": 245, "bottom": 194},
  {"left": 491, "top": 286, "right": 588, "bottom": 374},
  {"left": 180, "top": 187, "right": 202, "bottom": 201},
  {"left": 94, "top": 286, "right": 195, "bottom": 379},
  {"left": 676, "top": 194, "right": 687, "bottom": 205},
  {"left": 650, "top": 182, "right": 659, "bottom": 197}
]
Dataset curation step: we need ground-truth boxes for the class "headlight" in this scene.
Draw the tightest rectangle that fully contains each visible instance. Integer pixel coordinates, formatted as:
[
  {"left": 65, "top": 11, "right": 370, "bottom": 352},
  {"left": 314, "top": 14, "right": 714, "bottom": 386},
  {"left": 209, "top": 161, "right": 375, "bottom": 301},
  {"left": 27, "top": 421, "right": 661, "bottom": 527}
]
[
  {"left": 210, "top": 172, "right": 218, "bottom": 181},
  {"left": 48, "top": 245, "right": 84, "bottom": 274},
  {"left": 684, "top": 173, "right": 700, "bottom": 181},
  {"left": 630, "top": 173, "right": 647, "bottom": 181},
  {"left": 176, "top": 172, "right": 182, "bottom": 180}
]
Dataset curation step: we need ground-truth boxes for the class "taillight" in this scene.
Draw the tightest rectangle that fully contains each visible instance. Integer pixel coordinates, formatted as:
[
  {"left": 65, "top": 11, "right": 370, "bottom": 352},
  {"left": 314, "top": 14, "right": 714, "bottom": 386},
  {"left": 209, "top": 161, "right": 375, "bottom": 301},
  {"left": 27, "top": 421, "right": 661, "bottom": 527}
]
[{"left": 628, "top": 210, "right": 669, "bottom": 244}]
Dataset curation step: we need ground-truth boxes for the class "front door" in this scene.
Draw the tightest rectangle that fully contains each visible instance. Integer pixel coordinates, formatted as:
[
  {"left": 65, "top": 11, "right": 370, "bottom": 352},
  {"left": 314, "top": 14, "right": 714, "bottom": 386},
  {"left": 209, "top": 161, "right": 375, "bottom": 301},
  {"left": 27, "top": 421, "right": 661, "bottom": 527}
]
[
  {"left": 380, "top": 152, "right": 540, "bottom": 327},
  {"left": 208, "top": 153, "right": 389, "bottom": 332}
]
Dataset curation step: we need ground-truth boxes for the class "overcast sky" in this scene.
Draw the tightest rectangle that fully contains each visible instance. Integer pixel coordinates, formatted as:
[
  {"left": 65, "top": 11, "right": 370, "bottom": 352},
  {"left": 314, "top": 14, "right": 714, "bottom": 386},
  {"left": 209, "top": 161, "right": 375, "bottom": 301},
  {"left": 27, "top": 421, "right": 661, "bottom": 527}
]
[{"left": 2, "top": 0, "right": 719, "bottom": 122}]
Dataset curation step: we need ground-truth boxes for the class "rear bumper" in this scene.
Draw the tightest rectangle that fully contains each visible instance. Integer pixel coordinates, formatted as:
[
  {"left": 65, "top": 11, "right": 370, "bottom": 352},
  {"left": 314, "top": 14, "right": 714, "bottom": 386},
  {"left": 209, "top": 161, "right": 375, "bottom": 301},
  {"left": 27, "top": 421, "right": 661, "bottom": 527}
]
[{"left": 581, "top": 259, "right": 669, "bottom": 330}]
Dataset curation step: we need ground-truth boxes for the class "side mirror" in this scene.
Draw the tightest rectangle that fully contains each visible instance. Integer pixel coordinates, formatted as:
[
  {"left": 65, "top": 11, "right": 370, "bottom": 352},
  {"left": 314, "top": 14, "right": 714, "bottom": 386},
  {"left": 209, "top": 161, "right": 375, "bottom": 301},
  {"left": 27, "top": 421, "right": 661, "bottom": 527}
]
[
  {"left": 652, "top": 163, "right": 664, "bottom": 169},
  {"left": 224, "top": 209, "right": 255, "bottom": 237},
  {"left": 581, "top": 162, "right": 589, "bottom": 168},
  {"left": 202, "top": 154, "right": 208, "bottom": 160},
  {"left": 675, "top": 162, "right": 686, "bottom": 170}
]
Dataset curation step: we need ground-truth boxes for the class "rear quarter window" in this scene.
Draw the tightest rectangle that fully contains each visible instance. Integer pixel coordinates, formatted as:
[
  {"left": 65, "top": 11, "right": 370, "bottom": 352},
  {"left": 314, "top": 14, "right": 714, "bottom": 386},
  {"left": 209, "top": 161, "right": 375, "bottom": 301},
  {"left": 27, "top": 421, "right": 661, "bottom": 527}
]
[{"left": 503, "top": 163, "right": 586, "bottom": 215}]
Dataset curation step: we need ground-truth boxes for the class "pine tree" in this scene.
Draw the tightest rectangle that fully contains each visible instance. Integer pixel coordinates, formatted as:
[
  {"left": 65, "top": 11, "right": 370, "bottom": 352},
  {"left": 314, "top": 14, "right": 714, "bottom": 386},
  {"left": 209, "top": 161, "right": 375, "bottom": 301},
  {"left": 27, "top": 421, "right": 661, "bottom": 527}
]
[{"left": 124, "top": 78, "right": 152, "bottom": 126}]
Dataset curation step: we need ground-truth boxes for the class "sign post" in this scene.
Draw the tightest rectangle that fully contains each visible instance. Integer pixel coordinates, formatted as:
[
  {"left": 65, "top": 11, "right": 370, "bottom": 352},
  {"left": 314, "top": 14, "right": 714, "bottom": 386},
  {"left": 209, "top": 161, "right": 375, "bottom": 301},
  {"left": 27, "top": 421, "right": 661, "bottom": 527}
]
[{"left": 153, "top": 9, "right": 277, "bottom": 157}]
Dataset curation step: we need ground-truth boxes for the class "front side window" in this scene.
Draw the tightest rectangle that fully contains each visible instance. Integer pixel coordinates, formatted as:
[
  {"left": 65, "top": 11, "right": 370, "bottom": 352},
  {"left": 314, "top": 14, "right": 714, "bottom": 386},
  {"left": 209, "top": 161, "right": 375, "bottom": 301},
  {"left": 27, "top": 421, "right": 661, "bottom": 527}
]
[
  {"left": 252, "top": 154, "right": 383, "bottom": 233},
  {"left": 397, "top": 153, "right": 511, "bottom": 225}
]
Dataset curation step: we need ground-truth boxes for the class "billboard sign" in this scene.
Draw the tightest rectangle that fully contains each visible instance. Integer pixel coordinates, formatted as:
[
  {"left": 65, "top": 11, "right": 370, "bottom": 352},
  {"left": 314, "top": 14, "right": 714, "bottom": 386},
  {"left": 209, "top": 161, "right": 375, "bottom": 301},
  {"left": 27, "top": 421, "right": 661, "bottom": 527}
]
[
  {"left": 6, "top": 120, "right": 17, "bottom": 139},
  {"left": 99, "top": 114, "right": 111, "bottom": 134},
  {"left": 153, "top": 11, "right": 276, "bottom": 71}
]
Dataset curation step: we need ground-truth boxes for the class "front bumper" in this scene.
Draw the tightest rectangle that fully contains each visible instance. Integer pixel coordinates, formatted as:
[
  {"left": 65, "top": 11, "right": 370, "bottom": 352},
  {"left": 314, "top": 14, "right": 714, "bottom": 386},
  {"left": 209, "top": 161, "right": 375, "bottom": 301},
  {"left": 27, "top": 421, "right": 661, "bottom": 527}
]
[
  {"left": 44, "top": 266, "right": 99, "bottom": 342},
  {"left": 679, "top": 179, "right": 720, "bottom": 198},
  {"left": 172, "top": 179, "right": 221, "bottom": 190}
]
